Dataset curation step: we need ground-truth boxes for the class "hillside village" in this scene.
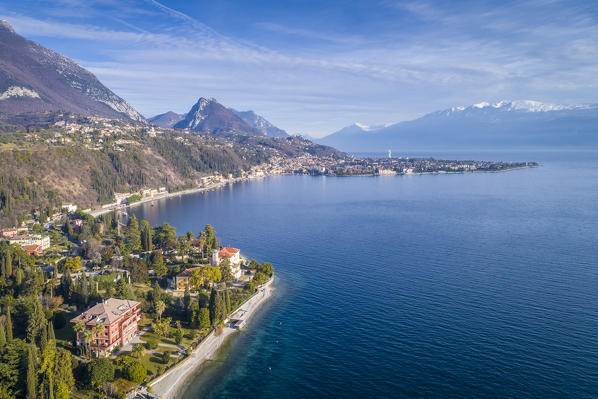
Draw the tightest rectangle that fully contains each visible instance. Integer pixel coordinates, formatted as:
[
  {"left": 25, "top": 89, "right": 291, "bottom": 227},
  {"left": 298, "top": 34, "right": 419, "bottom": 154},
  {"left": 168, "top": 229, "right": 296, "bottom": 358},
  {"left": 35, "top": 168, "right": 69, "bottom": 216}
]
[{"left": 0, "top": 207, "right": 274, "bottom": 399}]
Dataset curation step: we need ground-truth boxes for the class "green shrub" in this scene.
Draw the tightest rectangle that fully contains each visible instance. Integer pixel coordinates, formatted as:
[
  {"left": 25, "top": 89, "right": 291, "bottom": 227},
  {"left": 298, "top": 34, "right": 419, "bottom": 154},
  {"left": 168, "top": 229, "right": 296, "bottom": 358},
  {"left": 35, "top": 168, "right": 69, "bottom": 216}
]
[
  {"left": 161, "top": 350, "right": 171, "bottom": 364},
  {"left": 145, "top": 338, "right": 158, "bottom": 350},
  {"left": 86, "top": 358, "right": 115, "bottom": 387},
  {"left": 125, "top": 361, "right": 147, "bottom": 384}
]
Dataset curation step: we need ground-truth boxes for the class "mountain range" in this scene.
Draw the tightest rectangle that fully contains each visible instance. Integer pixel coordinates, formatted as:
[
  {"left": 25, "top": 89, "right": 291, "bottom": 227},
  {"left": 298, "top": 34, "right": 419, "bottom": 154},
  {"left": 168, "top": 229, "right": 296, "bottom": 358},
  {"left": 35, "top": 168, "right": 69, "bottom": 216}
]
[
  {"left": 0, "top": 20, "right": 144, "bottom": 125},
  {"left": 3, "top": 18, "right": 597, "bottom": 151},
  {"left": 0, "top": 20, "right": 289, "bottom": 138},
  {"left": 231, "top": 109, "right": 288, "bottom": 137},
  {"left": 319, "top": 100, "right": 598, "bottom": 151},
  {"left": 149, "top": 98, "right": 288, "bottom": 138}
]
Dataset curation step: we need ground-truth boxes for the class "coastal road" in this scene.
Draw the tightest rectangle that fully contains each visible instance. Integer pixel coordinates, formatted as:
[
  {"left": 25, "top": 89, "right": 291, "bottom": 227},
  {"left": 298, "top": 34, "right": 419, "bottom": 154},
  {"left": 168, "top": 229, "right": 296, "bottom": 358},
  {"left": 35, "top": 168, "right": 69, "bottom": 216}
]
[{"left": 150, "top": 279, "right": 273, "bottom": 399}]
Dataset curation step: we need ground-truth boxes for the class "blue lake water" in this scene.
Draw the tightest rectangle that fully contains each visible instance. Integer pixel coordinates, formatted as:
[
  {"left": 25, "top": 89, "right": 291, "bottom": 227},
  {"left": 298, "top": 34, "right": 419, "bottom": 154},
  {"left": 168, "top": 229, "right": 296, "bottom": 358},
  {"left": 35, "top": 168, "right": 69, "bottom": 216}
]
[{"left": 132, "top": 150, "right": 598, "bottom": 398}]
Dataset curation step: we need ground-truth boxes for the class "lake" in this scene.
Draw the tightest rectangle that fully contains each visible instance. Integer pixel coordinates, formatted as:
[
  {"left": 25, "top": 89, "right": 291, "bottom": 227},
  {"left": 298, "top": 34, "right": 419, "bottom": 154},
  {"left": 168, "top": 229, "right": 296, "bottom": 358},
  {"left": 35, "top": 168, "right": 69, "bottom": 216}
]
[{"left": 132, "top": 150, "right": 598, "bottom": 398}]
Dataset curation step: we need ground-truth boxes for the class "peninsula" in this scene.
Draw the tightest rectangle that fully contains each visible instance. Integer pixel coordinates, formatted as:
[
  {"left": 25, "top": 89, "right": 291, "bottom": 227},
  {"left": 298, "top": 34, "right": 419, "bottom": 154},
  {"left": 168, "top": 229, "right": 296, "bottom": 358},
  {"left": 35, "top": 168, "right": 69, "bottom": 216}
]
[{"left": 0, "top": 214, "right": 274, "bottom": 399}]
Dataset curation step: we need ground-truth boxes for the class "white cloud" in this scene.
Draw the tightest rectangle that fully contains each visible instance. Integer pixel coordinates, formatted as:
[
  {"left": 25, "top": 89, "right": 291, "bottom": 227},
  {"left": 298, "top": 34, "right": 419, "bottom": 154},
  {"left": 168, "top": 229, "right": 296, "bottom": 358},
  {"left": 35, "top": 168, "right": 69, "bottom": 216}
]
[{"left": 1, "top": 0, "right": 598, "bottom": 136}]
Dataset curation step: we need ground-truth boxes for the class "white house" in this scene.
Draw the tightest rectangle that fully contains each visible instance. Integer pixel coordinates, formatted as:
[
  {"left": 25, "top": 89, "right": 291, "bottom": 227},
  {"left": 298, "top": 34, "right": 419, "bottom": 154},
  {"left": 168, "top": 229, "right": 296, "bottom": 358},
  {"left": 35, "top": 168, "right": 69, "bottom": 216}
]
[
  {"left": 62, "top": 204, "right": 78, "bottom": 213},
  {"left": 9, "top": 235, "right": 51, "bottom": 251},
  {"left": 211, "top": 248, "right": 242, "bottom": 280}
]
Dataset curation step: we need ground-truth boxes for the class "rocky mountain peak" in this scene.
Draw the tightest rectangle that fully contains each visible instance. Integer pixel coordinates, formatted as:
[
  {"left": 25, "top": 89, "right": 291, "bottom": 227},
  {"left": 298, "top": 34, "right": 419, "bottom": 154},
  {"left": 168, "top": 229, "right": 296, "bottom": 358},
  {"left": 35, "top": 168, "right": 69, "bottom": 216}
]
[{"left": 0, "top": 20, "right": 16, "bottom": 34}]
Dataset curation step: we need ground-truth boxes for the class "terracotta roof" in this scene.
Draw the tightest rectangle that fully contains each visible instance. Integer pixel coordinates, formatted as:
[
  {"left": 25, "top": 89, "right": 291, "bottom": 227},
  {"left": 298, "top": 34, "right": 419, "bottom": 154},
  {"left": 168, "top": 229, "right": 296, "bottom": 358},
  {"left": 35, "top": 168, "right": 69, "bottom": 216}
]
[
  {"left": 219, "top": 247, "right": 240, "bottom": 258},
  {"left": 71, "top": 298, "right": 140, "bottom": 325},
  {"left": 177, "top": 266, "right": 202, "bottom": 277},
  {"left": 22, "top": 244, "right": 42, "bottom": 254}
]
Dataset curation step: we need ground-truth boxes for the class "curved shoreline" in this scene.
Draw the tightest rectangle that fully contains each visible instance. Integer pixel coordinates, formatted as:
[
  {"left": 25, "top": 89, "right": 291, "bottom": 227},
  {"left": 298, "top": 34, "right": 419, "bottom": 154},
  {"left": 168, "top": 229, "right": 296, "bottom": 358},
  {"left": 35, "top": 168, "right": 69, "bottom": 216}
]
[
  {"left": 88, "top": 165, "right": 536, "bottom": 219},
  {"left": 149, "top": 278, "right": 275, "bottom": 399}
]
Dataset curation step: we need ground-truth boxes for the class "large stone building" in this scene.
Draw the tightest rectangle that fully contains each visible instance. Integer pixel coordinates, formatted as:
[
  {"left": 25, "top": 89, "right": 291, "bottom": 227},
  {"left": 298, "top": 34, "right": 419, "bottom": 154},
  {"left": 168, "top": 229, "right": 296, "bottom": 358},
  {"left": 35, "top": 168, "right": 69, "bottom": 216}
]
[
  {"left": 71, "top": 298, "right": 141, "bottom": 356},
  {"left": 8, "top": 234, "right": 50, "bottom": 253}
]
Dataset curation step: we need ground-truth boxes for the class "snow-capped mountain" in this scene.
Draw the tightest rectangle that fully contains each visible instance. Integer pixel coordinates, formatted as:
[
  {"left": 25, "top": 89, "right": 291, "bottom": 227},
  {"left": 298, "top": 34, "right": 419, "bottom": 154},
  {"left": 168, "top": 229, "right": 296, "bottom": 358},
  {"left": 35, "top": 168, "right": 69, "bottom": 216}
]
[
  {"left": 433, "top": 100, "right": 592, "bottom": 117},
  {"left": 0, "top": 20, "right": 145, "bottom": 123},
  {"left": 319, "top": 100, "right": 598, "bottom": 151},
  {"left": 173, "top": 97, "right": 263, "bottom": 136},
  {"left": 232, "top": 109, "right": 288, "bottom": 137}
]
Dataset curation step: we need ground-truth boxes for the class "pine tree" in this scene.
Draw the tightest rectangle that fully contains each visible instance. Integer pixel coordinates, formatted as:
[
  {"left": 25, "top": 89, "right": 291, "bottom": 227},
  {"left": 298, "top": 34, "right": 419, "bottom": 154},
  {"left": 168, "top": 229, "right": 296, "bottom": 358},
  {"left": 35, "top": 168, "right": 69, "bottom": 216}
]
[
  {"left": 151, "top": 251, "right": 167, "bottom": 277},
  {"left": 26, "top": 344, "right": 37, "bottom": 399},
  {"left": 0, "top": 322, "right": 5, "bottom": 348}
]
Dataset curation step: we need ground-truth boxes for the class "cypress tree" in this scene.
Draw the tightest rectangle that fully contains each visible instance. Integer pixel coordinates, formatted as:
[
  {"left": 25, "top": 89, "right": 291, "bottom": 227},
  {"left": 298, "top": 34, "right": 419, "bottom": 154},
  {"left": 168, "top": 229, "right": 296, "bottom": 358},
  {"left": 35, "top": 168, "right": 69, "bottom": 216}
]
[
  {"left": 209, "top": 288, "right": 218, "bottom": 325},
  {"left": 26, "top": 345, "right": 37, "bottom": 399},
  {"left": 6, "top": 308, "right": 12, "bottom": 341},
  {"left": 0, "top": 322, "right": 5, "bottom": 348},
  {"left": 141, "top": 220, "right": 152, "bottom": 252},
  {"left": 81, "top": 272, "right": 89, "bottom": 304},
  {"left": 215, "top": 291, "right": 226, "bottom": 324},
  {"left": 48, "top": 321, "right": 55, "bottom": 341},
  {"left": 125, "top": 215, "right": 141, "bottom": 253},
  {"left": 1, "top": 255, "right": 6, "bottom": 279},
  {"left": 198, "top": 308, "right": 211, "bottom": 329},
  {"left": 224, "top": 290, "right": 231, "bottom": 314},
  {"left": 4, "top": 251, "right": 11, "bottom": 278},
  {"left": 40, "top": 324, "right": 48, "bottom": 351},
  {"left": 15, "top": 268, "right": 23, "bottom": 286}
]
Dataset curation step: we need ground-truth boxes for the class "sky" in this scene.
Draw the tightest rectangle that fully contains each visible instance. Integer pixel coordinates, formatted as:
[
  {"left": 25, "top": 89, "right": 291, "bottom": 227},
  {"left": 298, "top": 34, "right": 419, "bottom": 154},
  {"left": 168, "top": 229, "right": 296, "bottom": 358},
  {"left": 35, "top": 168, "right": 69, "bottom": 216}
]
[{"left": 1, "top": 0, "right": 598, "bottom": 137}]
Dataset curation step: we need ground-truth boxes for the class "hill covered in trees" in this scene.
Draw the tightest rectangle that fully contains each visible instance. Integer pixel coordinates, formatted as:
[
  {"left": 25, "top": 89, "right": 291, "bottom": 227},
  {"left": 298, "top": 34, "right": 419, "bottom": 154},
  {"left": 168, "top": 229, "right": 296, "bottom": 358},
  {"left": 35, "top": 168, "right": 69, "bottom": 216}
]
[{"left": 0, "top": 118, "right": 343, "bottom": 227}]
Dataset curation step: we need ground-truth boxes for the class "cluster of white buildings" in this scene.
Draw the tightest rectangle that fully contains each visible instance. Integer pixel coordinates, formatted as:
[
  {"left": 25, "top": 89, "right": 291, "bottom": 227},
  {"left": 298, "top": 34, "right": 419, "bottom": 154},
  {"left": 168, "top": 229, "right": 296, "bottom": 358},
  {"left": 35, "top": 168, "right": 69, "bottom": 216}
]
[{"left": 6, "top": 234, "right": 51, "bottom": 255}]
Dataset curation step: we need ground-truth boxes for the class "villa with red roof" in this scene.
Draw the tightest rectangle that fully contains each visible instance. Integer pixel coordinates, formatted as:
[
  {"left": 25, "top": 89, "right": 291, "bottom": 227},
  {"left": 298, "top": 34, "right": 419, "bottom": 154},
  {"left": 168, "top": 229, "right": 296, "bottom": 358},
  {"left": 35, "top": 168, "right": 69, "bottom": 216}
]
[
  {"left": 71, "top": 298, "right": 141, "bottom": 356},
  {"left": 211, "top": 247, "right": 242, "bottom": 280}
]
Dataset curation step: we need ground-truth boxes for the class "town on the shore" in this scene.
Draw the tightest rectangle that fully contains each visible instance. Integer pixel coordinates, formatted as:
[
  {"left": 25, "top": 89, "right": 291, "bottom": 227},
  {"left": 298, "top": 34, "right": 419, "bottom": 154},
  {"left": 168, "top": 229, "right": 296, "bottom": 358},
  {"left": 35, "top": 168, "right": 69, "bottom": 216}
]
[
  {"left": 0, "top": 203, "right": 274, "bottom": 399},
  {"left": 0, "top": 116, "right": 537, "bottom": 399}
]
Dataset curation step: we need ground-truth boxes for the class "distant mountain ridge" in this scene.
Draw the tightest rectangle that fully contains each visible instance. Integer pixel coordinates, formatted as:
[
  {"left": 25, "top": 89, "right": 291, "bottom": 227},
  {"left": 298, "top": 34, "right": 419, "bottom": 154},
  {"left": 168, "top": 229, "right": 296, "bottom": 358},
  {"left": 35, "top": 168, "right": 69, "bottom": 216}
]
[
  {"left": 148, "top": 111, "right": 186, "bottom": 128},
  {"left": 0, "top": 20, "right": 145, "bottom": 124},
  {"left": 173, "top": 97, "right": 262, "bottom": 136},
  {"left": 151, "top": 97, "right": 287, "bottom": 137},
  {"left": 319, "top": 100, "right": 598, "bottom": 151},
  {"left": 232, "top": 109, "right": 288, "bottom": 137}
]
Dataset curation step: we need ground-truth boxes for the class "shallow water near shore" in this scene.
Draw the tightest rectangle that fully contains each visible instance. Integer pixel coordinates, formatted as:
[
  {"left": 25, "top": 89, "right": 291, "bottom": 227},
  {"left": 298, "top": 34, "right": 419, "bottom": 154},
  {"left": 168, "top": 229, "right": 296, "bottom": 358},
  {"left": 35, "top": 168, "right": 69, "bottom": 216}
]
[{"left": 132, "top": 150, "right": 598, "bottom": 398}]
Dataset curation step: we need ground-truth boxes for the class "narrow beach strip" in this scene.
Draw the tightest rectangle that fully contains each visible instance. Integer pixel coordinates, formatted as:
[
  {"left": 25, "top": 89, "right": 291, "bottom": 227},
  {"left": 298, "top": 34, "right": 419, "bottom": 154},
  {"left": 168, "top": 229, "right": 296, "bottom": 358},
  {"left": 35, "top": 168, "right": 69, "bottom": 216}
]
[{"left": 149, "top": 278, "right": 274, "bottom": 399}]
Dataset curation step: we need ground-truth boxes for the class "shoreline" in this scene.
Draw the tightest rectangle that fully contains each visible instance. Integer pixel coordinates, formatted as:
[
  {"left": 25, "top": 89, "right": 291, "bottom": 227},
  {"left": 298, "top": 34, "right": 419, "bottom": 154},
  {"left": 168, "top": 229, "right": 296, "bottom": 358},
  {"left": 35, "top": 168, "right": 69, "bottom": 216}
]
[
  {"left": 88, "top": 165, "right": 537, "bottom": 219},
  {"left": 148, "top": 277, "right": 275, "bottom": 399},
  {"left": 88, "top": 179, "right": 242, "bottom": 218}
]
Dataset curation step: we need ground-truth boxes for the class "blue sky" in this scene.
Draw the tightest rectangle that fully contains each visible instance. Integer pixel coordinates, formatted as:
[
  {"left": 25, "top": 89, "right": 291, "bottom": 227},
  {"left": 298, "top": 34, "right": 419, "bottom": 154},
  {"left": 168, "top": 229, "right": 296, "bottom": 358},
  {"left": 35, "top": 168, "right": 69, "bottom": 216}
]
[{"left": 1, "top": 0, "right": 598, "bottom": 136}]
